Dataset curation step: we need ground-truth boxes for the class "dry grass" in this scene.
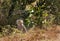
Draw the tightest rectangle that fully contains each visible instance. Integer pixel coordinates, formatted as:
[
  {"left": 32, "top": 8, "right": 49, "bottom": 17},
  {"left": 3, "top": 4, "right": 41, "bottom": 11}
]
[{"left": 0, "top": 25, "right": 60, "bottom": 41}]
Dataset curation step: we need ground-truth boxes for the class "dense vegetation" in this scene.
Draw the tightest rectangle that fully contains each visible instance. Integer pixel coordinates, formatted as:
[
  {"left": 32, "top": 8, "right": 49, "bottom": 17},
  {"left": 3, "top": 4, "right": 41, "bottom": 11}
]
[{"left": 0, "top": 0, "right": 60, "bottom": 36}]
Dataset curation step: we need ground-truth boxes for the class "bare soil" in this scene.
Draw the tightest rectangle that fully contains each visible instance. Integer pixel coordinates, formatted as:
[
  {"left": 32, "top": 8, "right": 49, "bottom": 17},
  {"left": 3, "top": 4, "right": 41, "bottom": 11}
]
[{"left": 0, "top": 25, "right": 60, "bottom": 41}]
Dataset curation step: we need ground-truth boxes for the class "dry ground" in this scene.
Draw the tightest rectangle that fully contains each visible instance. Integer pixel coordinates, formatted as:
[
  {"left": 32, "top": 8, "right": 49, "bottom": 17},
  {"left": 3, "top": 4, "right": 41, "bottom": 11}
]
[{"left": 0, "top": 25, "right": 60, "bottom": 41}]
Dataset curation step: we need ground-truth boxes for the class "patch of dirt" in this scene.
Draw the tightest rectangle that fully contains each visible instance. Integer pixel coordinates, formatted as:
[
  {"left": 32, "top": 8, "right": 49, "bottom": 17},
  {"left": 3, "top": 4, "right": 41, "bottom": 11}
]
[{"left": 0, "top": 25, "right": 60, "bottom": 41}]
